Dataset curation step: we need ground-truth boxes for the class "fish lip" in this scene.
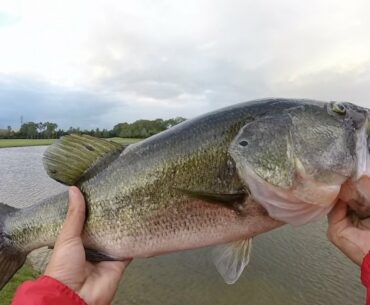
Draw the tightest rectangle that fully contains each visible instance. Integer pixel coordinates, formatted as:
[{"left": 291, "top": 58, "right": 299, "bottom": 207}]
[{"left": 353, "top": 115, "right": 369, "bottom": 180}]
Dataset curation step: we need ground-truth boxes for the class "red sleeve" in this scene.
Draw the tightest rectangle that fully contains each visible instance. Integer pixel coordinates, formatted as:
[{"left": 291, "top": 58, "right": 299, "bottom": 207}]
[
  {"left": 361, "top": 251, "right": 370, "bottom": 305},
  {"left": 11, "top": 275, "right": 87, "bottom": 305}
]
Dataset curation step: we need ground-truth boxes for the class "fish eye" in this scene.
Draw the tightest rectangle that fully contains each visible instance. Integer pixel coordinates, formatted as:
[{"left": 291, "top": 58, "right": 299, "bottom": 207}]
[
  {"left": 239, "top": 140, "right": 248, "bottom": 147},
  {"left": 331, "top": 102, "right": 346, "bottom": 115}
]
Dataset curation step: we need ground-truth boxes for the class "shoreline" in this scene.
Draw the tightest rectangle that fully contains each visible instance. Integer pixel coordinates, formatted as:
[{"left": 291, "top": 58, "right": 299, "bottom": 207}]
[{"left": 0, "top": 138, "right": 141, "bottom": 149}]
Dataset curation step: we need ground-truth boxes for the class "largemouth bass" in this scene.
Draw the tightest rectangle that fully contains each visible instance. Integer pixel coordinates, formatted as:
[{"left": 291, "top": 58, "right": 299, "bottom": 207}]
[{"left": 1, "top": 98, "right": 369, "bottom": 289}]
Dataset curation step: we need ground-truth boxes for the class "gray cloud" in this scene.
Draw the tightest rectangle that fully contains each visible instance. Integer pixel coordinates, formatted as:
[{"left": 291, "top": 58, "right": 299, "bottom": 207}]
[
  {"left": 0, "top": 76, "right": 120, "bottom": 129},
  {"left": 78, "top": 0, "right": 370, "bottom": 110},
  {"left": 269, "top": 62, "right": 370, "bottom": 108},
  {"left": 1, "top": 0, "right": 370, "bottom": 129}
]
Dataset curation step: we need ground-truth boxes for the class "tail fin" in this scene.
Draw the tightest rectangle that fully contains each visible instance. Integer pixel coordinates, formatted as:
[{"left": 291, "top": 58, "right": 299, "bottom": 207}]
[{"left": 0, "top": 203, "right": 27, "bottom": 290}]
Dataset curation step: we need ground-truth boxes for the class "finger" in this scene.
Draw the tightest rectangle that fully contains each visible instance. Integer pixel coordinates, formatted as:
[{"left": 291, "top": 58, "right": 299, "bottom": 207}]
[
  {"left": 98, "top": 259, "right": 132, "bottom": 274},
  {"left": 359, "top": 217, "right": 370, "bottom": 230},
  {"left": 339, "top": 227, "right": 369, "bottom": 265},
  {"left": 328, "top": 200, "right": 348, "bottom": 226},
  {"left": 327, "top": 201, "right": 351, "bottom": 243},
  {"left": 57, "top": 186, "right": 86, "bottom": 242},
  {"left": 96, "top": 259, "right": 132, "bottom": 281}
]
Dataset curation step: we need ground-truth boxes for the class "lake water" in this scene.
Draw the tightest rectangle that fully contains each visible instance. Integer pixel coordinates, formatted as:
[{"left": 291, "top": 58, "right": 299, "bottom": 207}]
[{"left": 0, "top": 146, "right": 365, "bottom": 305}]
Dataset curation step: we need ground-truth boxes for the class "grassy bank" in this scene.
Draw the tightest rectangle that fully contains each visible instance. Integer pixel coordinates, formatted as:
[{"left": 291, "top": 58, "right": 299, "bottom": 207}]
[
  {"left": 0, "top": 137, "right": 141, "bottom": 148},
  {"left": 0, "top": 139, "right": 56, "bottom": 148},
  {"left": 0, "top": 265, "right": 40, "bottom": 305}
]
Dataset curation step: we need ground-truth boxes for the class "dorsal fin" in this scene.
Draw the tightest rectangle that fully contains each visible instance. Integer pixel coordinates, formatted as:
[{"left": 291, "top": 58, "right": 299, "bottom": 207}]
[{"left": 43, "top": 134, "right": 125, "bottom": 185}]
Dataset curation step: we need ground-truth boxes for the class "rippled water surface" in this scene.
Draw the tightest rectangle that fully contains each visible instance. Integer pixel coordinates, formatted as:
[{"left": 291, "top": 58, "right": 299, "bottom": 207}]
[{"left": 0, "top": 146, "right": 365, "bottom": 305}]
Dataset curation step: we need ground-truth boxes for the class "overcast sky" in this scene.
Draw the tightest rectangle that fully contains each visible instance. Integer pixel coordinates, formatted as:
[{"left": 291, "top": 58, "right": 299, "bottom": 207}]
[{"left": 0, "top": 0, "right": 370, "bottom": 130}]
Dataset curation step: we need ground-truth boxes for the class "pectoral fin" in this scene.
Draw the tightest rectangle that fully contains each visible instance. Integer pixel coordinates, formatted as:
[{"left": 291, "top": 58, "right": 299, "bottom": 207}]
[
  {"left": 212, "top": 238, "right": 253, "bottom": 284},
  {"left": 176, "top": 188, "right": 246, "bottom": 213},
  {"left": 85, "top": 248, "right": 117, "bottom": 262}
]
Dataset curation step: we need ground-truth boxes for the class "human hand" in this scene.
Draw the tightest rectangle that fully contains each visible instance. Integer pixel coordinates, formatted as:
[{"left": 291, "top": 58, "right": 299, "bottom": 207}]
[
  {"left": 327, "top": 200, "right": 370, "bottom": 266},
  {"left": 45, "top": 186, "right": 131, "bottom": 305}
]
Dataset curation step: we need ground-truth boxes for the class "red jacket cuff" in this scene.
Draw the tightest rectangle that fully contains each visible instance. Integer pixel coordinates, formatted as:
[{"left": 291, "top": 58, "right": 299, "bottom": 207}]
[
  {"left": 12, "top": 275, "right": 87, "bottom": 305},
  {"left": 361, "top": 251, "right": 370, "bottom": 288}
]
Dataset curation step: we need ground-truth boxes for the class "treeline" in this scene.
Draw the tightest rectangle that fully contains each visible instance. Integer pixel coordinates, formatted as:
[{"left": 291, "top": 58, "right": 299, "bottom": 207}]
[{"left": 0, "top": 117, "right": 186, "bottom": 139}]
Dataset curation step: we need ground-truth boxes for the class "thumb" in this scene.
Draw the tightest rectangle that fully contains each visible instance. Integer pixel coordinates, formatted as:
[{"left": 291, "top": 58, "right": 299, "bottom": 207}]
[
  {"left": 57, "top": 186, "right": 86, "bottom": 243},
  {"left": 328, "top": 200, "right": 348, "bottom": 226}
]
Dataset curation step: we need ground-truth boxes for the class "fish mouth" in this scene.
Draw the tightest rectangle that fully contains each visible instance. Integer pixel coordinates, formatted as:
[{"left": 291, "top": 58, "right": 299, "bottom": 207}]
[
  {"left": 236, "top": 162, "right": 339, "bottom": 225},
  {"left": 339, "top": 113, "right": 370, "bottom": 218}
]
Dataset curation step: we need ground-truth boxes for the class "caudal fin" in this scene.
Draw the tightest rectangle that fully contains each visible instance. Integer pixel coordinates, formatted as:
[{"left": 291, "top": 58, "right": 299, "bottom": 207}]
[{"left": 0, "top": 202, "right": 27, "bottom": 290}]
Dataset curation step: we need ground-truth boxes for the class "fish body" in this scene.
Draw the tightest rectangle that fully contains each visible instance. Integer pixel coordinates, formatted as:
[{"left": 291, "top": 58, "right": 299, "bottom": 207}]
[
  {"left": 8, "top": 99, "right": 291, "bottom": 258},
  {"left": 1, "top": 98, "right": 369, "bottom": 289}
]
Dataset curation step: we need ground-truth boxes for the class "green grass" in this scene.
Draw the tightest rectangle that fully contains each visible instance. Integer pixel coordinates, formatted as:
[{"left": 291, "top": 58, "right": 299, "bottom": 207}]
[
  {"left": 0, "top": 138, "right": 141, "bottom": 148},
  {"left": 0, "top": 265, "right": 40, "bottom": 305},
  {"left": 0, "top": 139, "right": 56, "bottom": 148}
]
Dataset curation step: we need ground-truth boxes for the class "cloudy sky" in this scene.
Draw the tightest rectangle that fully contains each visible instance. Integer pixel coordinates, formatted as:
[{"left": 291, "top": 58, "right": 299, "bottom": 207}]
[{"left": 0, "top": 0, "right": 370, "bottom": 130}]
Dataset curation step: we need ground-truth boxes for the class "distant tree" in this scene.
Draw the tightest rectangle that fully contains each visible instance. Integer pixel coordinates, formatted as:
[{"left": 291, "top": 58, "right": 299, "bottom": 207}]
[
  {"left": 102, "top": 129, "right": 110, "bottom": 138},
  {"left": 8, "top": 117, "right": 186, "bottom": 140},
  {"left": 56, "top": 129, "right": 66, "bottom": 138},
  {"left": 166, "top": 117, "right": 186, "bottom": 128},
  {"left": 19, "top": 122, "right": 38, "bottom": 139},
  {"left": 0, "top": 129, "right": 7, "bottom": 138},
  {"left": 139, "top": 127, "right": 148, "bottom": 138},
  {"left": 37, "top": 122, "right": 46, "bottom": 136},
  {"left": 67, "top": 127, "right": 81, "bottom": 135},
  {"left": 94, "top": 128, "right": 101, "bottom": 137},
  {"left": 46, "top": 122, "right": 58, "bottom": 138},
  {"left": 111, "top": 117, "right": 186, "bottom": 139}
]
